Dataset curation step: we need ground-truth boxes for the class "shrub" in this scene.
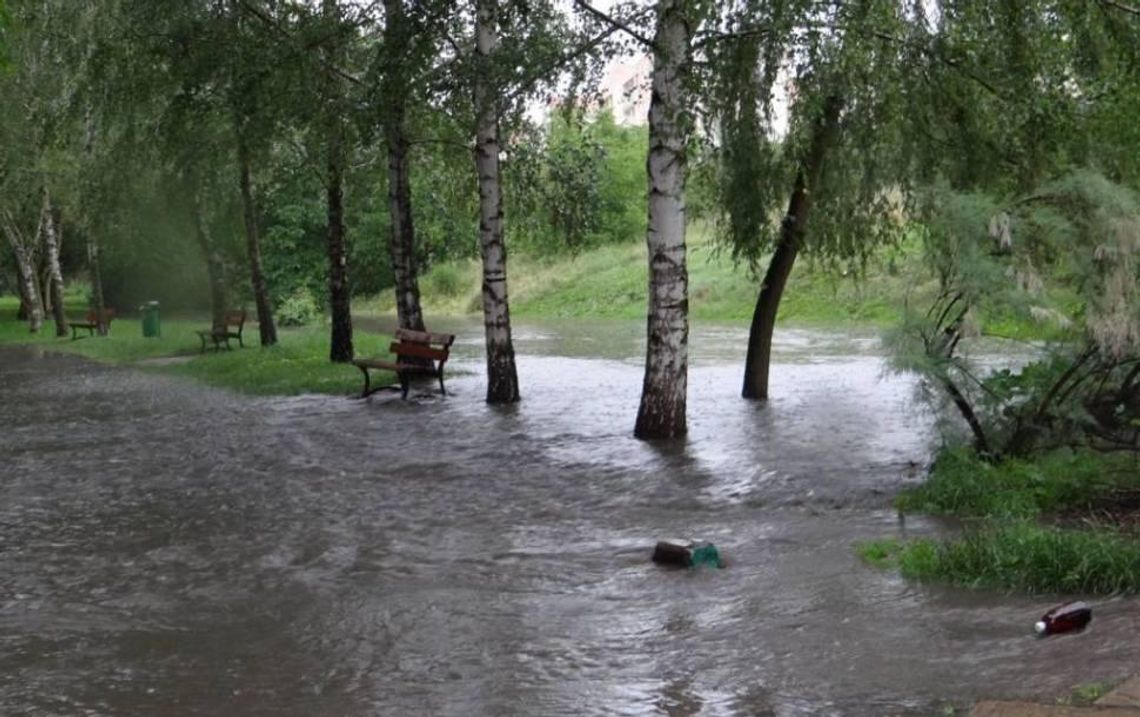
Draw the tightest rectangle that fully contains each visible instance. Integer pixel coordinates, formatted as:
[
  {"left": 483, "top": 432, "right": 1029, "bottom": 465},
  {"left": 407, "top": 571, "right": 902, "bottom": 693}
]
[{"left": 276, "top": 287, "right": 321, "bottom": 327}]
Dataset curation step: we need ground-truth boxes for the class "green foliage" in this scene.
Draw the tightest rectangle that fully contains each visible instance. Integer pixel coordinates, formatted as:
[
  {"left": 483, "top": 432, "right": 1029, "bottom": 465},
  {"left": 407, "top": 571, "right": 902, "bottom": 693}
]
[
  {"left": 871, "top": 444, "right": 1140, "bottom": 594},
  {"left": 890, "top": 172, "right": 1140, "bottom": 458},
  {"left": 275, "top": 286, "right": 320, "bottom": 327},
  {"left": 895, "top": 448, "right": 1132, "bottom": 519},
  {"left": 855, "top": 538, "right": 901, "bottom": 568},
  {"left": 506, "top": 110, "right": 646, "bottom": 254},
  {"left": 889, "top": 524, "right": 1140, "bottom": 594},
  {"left": 1064, "top": 683, "right": 1111, "bottom": 707},
  {"left": 423, "top": 262, "right": 464, "bottom": 298}
]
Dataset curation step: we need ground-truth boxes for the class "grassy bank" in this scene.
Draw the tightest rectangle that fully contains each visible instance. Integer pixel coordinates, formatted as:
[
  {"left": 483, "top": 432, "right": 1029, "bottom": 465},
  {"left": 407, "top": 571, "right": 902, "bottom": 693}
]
[
  {"left": 0, "top": 297, "right": 393, "bottom": 396},
  {"left": 361, "top": 226, "right": 925, "bottom": 327},
  {"left": 859, "top": 448, "right": 1140, "bottom": 593}
]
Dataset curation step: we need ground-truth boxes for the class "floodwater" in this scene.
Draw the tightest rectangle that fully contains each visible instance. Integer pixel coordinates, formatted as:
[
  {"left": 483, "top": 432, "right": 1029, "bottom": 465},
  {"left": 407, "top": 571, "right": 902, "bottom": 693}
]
[{"left": 1, "top": 319, "right": 1137, "bottom": 717}]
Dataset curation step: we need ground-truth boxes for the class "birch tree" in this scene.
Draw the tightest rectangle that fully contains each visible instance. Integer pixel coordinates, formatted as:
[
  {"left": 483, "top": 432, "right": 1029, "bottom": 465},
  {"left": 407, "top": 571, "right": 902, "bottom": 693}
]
[
  {"left": 0, "top": 206, "right": 43, "bottom": 333},
  {"left": 41, "top": 191, "right": 68, "bottom": 336},
  {"left": 633, "top": 0, "right": 696, "bottom": 439},
  {"left": 473, "top": 0, "right": 520, "bottom": 403},
  {"left": 379, "top": 0, "right": 426, "bottom": 333}
]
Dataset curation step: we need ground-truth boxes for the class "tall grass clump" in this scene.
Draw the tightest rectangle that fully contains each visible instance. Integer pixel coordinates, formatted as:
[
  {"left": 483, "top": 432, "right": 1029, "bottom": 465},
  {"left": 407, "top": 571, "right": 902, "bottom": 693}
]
[
  {"left": 892, "top": 524, "right": 1140, "bottom": 594},
  {"left": 894, "top": 448, "right": 1130, "bottom": 519}
]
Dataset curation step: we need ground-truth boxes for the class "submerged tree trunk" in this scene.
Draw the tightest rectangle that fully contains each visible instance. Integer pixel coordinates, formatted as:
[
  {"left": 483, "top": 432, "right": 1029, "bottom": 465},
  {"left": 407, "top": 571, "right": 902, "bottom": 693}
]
[
  {"left": 2, "top": 210, "right": 45, "bottom": 333},
  {"left": 43, "top": 193, "right": 69, "bottom": 337},
  {"left": 191, "top": 192, "right": 227, "bottom": 332},
  {"left": 237, "top": 137, "right": 278, "bottom": 346},
  {"left": 634, "top": 0, "right": 692, "bottom": 440},
  {"left": 474, "top": 0, "right": 520, "bottom": 403},
  {"left": 741, "top": 95, "right": 843, "bottom": 400},
  {"left": 383, "top": 0, "right": 426, "bottom": 333}
]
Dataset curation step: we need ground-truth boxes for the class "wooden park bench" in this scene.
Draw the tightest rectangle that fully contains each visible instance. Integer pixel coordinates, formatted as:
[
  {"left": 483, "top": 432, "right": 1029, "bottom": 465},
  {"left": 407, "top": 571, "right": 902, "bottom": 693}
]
[
  {"left": 70, "top": 308, "right": 116, "bottom": 340},
  {"left": 353, "top": 328, "right": 456, "bottom": 399},
  {"left": 196, "top": 309, "right": 247, "bottom": 352}
]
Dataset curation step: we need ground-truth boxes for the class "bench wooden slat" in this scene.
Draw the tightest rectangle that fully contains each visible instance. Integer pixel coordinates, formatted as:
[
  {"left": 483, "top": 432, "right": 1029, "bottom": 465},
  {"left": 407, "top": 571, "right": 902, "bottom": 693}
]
[
  {"left": 197, "top": 310, "right": 247, "bottom": 352},
  {"left": 354, "top": 328, "right": 456, "bottom": 399},
  {"left": 390, "top": 341, "right": 449, "bottom": 361},
  {"left": 395, "top": 328, "right": 455, "bottom": 347},
  {"left": 70, "top": 308, "right": 115, "bottom": 340}
]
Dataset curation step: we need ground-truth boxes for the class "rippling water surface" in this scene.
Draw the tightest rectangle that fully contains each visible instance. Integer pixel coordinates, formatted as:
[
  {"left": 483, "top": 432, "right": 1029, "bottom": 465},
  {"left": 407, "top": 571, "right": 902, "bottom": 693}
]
[{"left": 2, "top": 319, "right": 1137, "bottom": 716}]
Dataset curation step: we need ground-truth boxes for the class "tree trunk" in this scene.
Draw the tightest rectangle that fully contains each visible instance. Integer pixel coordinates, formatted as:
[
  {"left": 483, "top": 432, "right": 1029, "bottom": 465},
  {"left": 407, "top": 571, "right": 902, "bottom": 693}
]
[
  {"left": 634, "top": 0, "right": 692, "bottom": 440},
  {"left": 325, "top": 121, "right": 353, "bottom": 363},
  {"left": 323, "top": 0, "right": 353, "bottom": 363},
  {"left": 237, "top": 137, "right": 278, "bottom": 346},
  {"left": 741, "top": 95, "right": 843, "bottom": 400},
  {"left": 383, "top": 0, "right": 426, "bottom": 334},
  {"left": 2, "top": 213, "right": 44, "bottom": 333},
  {"left": 43, "top": 192, "right": 70, "bottom": 337},
  {"left": 474, "top": 0, "right": 520, "bottom": 403},
  {"left": 82, "top": 106, "right": 108, "bottom": 335},
  {"left": 191, "top": 192, "right": 227, "bottom": 332}
]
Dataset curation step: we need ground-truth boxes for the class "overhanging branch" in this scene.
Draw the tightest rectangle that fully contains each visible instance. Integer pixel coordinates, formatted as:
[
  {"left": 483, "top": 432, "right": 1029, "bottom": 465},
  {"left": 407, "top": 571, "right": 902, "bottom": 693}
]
[{"left": 573, "top": 0, "right": 656, "bottom": 50}]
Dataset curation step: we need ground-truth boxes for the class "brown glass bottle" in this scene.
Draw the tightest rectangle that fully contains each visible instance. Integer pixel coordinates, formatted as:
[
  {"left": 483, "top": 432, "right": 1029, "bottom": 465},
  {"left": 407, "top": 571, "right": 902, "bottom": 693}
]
[{"left": 1034, "top": 601, "right": 1092, "bottom": 636}]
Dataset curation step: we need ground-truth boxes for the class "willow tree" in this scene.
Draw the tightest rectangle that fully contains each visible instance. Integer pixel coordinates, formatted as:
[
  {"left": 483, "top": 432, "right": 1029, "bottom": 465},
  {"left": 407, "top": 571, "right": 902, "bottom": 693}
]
[{"left": 700, "top": 0, "right": 921, "bottom": 401}]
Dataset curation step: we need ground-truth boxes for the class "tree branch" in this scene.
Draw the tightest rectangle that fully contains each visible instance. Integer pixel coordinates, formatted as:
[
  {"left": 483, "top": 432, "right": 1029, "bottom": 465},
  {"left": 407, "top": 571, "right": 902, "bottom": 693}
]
[
  {"left": 234, "top": 0, "right": 362, "bottom": 86},
  {"left": 573, "top": 0, "right": 656, "bottom": 50},
  {"left": 867, "top": 29, "right": 1003, "bottom": 99},
  {"left": 499, "top": 7, "right": 651, "bottom": 111},
  {"left": 1099, "top": 0, "right": 1140, "bottom": 16}
]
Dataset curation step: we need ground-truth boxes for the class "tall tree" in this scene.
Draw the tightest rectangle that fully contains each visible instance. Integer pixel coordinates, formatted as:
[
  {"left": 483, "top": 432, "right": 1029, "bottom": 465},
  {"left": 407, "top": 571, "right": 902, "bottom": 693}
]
[
  {"left": 473, "top": 0, "right": 520, "bottom": 403},
  {"left": 634, "top": 0, "right": 695, "bottom": 439},
  {"left": 379, "top": 0, "right": 426, "bottom": 333},
  {"left": 42, "top": 191, "right": 68, "bottom": 336},
  {"left": 707, "top": 0, "right": 917, "bottom": 400},
  {"left": 320, "top": 0, "right": 353, "bottom": 362},
  {"left": 228, "top": 0, "right": 278, "bottom": 346},
  {"left": 0, "top": 205, "right": 43, "bottom": 333}
]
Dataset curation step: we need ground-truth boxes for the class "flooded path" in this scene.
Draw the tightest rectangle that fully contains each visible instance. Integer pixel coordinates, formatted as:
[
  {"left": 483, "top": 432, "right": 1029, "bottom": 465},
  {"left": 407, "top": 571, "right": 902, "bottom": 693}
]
[{"left": 2, "top": 320, "right": 1138, "bottom": 716}]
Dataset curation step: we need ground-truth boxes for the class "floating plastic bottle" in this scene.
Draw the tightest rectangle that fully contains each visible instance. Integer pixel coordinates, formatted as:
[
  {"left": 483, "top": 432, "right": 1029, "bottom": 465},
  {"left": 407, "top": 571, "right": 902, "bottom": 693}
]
[
  {"left": 1034, "top": 601, "right": 1092, "bottom": 636},
  {"left": 652, "top": 541, "right": 724, "bottom": 569}
]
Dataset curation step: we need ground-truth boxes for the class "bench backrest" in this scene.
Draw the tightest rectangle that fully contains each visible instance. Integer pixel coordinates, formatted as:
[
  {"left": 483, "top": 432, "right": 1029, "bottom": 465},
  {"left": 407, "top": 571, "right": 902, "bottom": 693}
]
[
  {"left": 86, "top": 308, "right": 115, "bottom": 324},
  {"left": 390, "top": 328, "right": 455, "bottom": 367},
  {"left": 224, "top": 310, "right": 246, "bottom": 329}
]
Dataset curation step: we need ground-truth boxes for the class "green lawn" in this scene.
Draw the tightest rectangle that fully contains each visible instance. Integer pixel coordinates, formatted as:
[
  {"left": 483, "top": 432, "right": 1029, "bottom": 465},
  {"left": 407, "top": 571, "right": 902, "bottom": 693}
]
[
  {"left": 0, "top": 296, "right": 394, "bottom": 397},
  {"left": 359, "top": 225, "right": 929, "bottom": 327}
]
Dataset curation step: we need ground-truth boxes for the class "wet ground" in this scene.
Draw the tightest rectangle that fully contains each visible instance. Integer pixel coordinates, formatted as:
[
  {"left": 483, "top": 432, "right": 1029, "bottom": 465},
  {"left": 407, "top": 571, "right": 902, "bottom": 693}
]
[{"left": 2, "top": 319, "right": 1138, "bottom": 717}]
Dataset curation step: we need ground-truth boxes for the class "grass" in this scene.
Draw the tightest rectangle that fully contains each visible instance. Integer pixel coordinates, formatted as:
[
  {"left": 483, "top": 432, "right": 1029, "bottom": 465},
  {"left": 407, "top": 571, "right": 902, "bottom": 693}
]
[
  {"left": 861, "top": 448, "right": 1140, "bottom": 594},
  {"left": 893, "top": 448, "right": 1135, "bottom": 520},
  {"left": 158, "top": 328, "right": 393, "bottom": 396},
  {"left": 858, "top": 523, "right": 1140, "bottom": 594},
  {"left": 0, "top": 296, "right": 394, "bottom": 397},
  {"left": 361, "top": 224, "right": 928, "bottom": 327}
]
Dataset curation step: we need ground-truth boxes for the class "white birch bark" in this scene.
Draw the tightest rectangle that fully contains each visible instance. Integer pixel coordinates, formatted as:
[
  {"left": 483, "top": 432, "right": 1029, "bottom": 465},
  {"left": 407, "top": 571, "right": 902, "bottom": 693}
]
[
  {"left": 2, "top": 209, "right": 45, "bottom": 333},
  {"left": 634, "top": 0, "right": 692, "bottom": 439},
  {"left": 42, "top": 191, "right": 69, "bottom": 337},
  {"left": 474, "top": 0, "right": 520, "bottom": 403}
]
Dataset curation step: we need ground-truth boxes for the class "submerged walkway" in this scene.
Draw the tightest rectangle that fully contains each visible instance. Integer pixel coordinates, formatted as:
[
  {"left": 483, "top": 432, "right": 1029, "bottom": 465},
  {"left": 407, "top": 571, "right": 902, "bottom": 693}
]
[{"left": 972, "top": 677, "right": 1140, "bottom": 716}]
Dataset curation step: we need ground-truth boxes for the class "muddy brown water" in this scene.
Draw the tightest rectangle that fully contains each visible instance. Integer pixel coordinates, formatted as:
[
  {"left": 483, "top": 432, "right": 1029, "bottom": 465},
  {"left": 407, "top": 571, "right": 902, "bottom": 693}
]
[{"left": 2, "top": 320, "right": 1138, "bottom": 717}]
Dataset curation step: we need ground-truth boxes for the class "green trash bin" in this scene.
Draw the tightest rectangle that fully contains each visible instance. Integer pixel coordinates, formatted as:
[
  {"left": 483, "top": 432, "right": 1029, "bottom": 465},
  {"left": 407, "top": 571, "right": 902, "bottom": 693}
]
[{"left": 141, "top": 301, "right": 161, "bottom": 338}]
